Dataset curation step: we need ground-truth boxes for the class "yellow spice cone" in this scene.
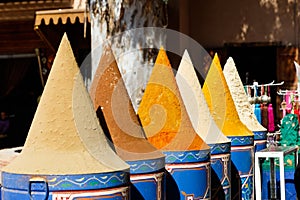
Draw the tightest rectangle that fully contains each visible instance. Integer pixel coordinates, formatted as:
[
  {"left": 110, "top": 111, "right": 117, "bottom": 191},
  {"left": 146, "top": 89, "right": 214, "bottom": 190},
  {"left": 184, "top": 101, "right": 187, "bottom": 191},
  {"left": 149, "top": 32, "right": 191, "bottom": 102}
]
[
  {"left": 202, "top": 53, "right": 253, "bottom": 137},
  {"left": 89, "top": 45, "right": 165, "bottom": 162},
  {"left": 138, "top": 47, "right": 209, "bottom": 151},
  {"left": 3, "top": 33, "right": 129, "bottom": 174}
]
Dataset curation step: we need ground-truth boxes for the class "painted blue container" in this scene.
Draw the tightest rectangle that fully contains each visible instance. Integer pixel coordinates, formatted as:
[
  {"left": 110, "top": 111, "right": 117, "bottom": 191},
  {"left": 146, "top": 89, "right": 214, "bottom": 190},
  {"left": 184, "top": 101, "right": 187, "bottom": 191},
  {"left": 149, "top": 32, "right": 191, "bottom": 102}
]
[
  {"left": 261, "top": 165, "right": 297, "bottom": 199},
  {"left": 228, "top": 135, "right": 254, "bottom": 200},
  {"left": 210, "top": 142, "right": 231, "bottom": 200},
  {"left": 127, "top": 157, "right": 165, "bottom": 200},
  {"left": 254, "top": 131, "right": 267, "bottom": 152},
  {"left": 164, "top": 149, "right": 210, "bottom": 200},
  {"left": 0, "top": 146, "right": 22, "bottom": 200},
  {"left": 1, "top": 171, "right": 130, "bottom": 199}
]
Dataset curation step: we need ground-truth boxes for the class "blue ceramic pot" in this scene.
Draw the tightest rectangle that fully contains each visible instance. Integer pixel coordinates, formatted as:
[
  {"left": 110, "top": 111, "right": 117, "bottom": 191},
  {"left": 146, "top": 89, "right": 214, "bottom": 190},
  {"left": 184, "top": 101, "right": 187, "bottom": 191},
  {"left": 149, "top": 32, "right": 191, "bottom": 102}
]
[
  {"left": 210, "top": 142, "right": 231, "bottom": 200},
  {"left": 1, "top": 171, "right": 130, "bottom": 199},
  {"left": 228, "top": 135, "right": 254, "bottom": 200},
  {"left": 163, "top": 149, "right": 210, "bottom": 200}
]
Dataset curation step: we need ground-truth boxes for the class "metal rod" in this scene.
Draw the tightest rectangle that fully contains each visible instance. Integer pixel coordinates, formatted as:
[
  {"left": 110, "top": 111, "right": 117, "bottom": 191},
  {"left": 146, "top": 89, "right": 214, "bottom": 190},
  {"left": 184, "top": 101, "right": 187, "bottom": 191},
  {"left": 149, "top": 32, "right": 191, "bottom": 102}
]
[
  {"left": 35, "top": 48, "right": 45, "bottom": 88},
  {"left": 0, "top": 53, "right": 35, "bottom": 59},
  {"left": 270, "top": 158, "right": 277, "bottom": 199},
  {"left": 84, "top": 0, "right": 88, "bottom": 38},
  {"left": 277, "top": 89, "right": 300, "bottom": 96},
  {"left": 245, "top": 80, "right": 284, "bottom": 88}
]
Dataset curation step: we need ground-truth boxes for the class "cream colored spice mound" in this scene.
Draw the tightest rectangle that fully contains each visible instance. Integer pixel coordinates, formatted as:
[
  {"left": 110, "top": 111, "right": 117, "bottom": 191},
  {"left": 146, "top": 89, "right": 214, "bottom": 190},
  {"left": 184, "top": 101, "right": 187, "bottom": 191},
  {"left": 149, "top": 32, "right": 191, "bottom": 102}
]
[
  {"left": 176, "top": 50, "right": 229, "bottom": 144},
  {"left": 223, "top": 57, "right": 266, "bottom": 132},
  {"left": 2, "top": 33, "right": 129, "bottom": 175}
]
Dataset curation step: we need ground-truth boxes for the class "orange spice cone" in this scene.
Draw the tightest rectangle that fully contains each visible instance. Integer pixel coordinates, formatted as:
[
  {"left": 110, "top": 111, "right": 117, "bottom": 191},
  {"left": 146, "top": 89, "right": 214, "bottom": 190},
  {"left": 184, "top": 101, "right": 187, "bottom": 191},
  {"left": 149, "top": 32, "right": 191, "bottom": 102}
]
[
  {"left": 138, "top": 47, "right": 209, "bottom": 151},
  {"left": 138, "top": 47, "right": 210, "bottom": 199}
]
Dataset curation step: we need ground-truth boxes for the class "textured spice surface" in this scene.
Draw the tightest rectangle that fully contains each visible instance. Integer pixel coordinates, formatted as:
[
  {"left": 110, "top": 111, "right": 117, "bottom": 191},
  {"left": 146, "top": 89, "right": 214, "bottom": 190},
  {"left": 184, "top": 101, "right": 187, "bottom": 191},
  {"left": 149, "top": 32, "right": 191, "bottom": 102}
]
[
  {"left": 90, "top": 46, "right": 164, "bottom": 161},
  {"left": 138, "top": 47, "right": 209, "bottom": 151},
  {"left": 223, "top": 57, "right": 266, "bottom": 132},
  {"left": 176, "top": 50, "right": 229, "bottom": 144},
  {"left": 202, "top": 54, "right": 253, "bottom": 137},
  {"left": 2, "top": 34, "right": 129, "bottom": 174}
]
